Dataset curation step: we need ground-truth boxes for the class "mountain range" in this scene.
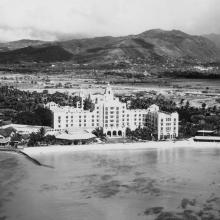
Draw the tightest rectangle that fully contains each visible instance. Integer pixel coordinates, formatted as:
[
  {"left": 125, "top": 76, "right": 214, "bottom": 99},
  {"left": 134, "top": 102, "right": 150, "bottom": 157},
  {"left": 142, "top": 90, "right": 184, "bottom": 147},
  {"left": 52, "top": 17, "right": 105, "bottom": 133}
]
[{"left": 0, "top": 29, "right": 220, "bottom": 65}]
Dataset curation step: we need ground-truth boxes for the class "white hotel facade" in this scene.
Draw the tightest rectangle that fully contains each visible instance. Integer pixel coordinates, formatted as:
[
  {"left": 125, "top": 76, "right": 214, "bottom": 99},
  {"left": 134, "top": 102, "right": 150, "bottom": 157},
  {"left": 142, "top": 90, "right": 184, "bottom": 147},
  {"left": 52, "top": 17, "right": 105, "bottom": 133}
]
[{"left": 45, "top": 84, "right": 179, "bottom": 140}]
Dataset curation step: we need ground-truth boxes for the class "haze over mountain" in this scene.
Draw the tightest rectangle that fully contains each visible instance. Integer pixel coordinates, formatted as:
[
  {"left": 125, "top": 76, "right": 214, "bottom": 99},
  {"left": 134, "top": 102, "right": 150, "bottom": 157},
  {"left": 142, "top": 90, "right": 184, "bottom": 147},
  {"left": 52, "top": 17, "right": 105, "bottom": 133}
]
[{"left": 0, "top": 29, "right": 219, "bottom": 64}]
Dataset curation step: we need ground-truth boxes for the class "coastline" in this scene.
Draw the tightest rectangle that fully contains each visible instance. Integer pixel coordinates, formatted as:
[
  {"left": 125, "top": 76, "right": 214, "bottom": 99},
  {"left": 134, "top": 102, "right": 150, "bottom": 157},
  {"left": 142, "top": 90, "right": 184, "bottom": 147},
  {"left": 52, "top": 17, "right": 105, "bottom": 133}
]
[{"left": 22, "top": 139, "right": 220, "bottom": 156}]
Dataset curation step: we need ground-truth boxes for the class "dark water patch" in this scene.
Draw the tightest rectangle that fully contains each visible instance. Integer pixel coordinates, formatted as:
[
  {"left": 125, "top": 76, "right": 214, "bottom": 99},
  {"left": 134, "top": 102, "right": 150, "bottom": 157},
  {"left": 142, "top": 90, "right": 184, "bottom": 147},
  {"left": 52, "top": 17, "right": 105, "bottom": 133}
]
[
  {"left": 0, "top": 216, "right": 7, "bottom": 220},
  {"left": 181, "top": 198, "right": 196, "bottom": 209},
  {"left": 93, "top": 180, "right": 121, "bottom": 198},
  {"left": 144, "top": 207, "right": 164, "bottom": 215},
  {"left": 125, "top": 177, "right": 161, "bottom": 195},
  {"left": 101, "top": 175, "right": 112, "bottom": 181},
  {"left": 39, "top": 184, "right": 58, "bottom": 192},
  {"left": 143, "top": 197, "right": 220, "bottom": 220}
]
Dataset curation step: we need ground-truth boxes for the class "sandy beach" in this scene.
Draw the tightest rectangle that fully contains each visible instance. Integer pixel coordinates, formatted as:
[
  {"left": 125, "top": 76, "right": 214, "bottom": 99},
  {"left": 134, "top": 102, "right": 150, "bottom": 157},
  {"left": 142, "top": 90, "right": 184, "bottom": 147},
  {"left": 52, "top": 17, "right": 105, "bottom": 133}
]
[{"left": 22, "top": 139, "right": 220, "bottom": 156}]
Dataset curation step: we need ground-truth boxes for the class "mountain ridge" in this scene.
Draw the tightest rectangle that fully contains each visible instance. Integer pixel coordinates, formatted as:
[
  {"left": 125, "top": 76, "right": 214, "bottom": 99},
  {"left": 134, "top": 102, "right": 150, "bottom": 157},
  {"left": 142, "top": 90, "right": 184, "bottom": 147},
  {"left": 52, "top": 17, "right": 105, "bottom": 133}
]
[{"left": 0, "top": 29, "right": 219, "bottom": 64}]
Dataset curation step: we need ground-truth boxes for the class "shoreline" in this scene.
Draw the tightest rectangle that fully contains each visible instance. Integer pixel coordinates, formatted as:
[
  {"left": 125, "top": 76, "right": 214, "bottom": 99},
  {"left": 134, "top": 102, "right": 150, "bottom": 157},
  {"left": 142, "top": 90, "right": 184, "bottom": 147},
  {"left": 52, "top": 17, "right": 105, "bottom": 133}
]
[{"left": 22, "top": 140, "right": 220, "bottom": 155}]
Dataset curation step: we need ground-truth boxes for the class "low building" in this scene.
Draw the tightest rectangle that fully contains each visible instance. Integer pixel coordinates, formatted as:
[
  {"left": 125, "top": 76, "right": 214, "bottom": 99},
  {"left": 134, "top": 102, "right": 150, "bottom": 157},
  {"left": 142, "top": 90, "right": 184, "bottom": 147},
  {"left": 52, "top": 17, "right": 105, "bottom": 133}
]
[
  {"left": 0, "top": 124, "right": 53, "bottom": 135},
  {"left": 55, "top": 129, "right": 96, "bottom": 144}
]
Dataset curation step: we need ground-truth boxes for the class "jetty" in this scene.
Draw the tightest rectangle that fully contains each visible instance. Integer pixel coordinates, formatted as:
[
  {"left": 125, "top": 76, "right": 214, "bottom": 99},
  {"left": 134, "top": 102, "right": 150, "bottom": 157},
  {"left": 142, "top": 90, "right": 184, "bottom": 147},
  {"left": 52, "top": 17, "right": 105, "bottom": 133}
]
[{"left": 0, "top": 147, "right": 50, "bottom": 167}]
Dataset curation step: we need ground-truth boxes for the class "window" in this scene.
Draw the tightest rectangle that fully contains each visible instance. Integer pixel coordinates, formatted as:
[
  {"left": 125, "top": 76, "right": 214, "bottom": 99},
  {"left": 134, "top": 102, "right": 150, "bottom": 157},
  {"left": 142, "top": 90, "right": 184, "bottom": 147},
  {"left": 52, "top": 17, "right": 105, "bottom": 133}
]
[
  {"left": 58, "top": 125, "right": 61, "bottom": 128},
  {"left": 66, "top": 116, "right": 68, "bottom": 119},
  {"left": 66, "top": 124, "right": 68, "bottom": 127},
  {"left": 105, "top": 116, "right": 108, "bottom": 119},
  {"left": 110, "top": 111, "right": 114, "bottom": 114},
  {"left": 105, "top": 120, "right": 108, "bottom": 123},
  {"left": 92, "top": 123, "right": 94, "bottom": 126},
  {"left": 116, "top": 107, "right": 119, "bottom": 110},
  {"left": 58, "top": 116, "right": 61, "bottom": 119},
  {"left": 71, "top": 116, "right": 73, "bottom": 118},
  {"left": 110, "top": 107, "right": 114, "bottom": 110},
  {"left": 71, "top": 124, "right": 73, "bottom": 127}
]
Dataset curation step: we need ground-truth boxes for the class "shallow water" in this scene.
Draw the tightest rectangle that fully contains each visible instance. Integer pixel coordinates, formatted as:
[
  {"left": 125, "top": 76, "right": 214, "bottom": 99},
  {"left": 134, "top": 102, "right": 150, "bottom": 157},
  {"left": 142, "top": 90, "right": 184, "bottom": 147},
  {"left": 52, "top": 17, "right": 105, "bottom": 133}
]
[{"left": 1, "top": 147, "right": 220, "bottom": 220}]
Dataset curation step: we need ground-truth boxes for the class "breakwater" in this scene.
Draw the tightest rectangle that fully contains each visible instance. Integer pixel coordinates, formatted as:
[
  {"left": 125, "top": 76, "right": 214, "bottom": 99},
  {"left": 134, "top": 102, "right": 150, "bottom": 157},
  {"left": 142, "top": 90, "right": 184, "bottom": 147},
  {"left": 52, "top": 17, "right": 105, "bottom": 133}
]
[{"left": 0, "top": 147, "right": 53, "bottom": 168}]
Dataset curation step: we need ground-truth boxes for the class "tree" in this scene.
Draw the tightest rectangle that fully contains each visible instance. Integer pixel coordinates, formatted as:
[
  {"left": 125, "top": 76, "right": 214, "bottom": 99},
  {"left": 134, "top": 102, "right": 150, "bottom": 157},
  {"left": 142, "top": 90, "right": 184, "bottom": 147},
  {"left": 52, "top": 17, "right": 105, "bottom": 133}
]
[
  {"left": 34, "top": 107, "right": 53, "bottom": 126},
  {"left": 28, "top": 132, "right": 42, "bottom": 147},
  {"left": 202, "top": 103, "right": 206, "bottom": 109},
  {"left": 13, "top": 112, "right": 42, "bottom": 125},
  {"left": 84, "top": 97, "right": 95, "bottom": 111},
  {"left": 92, "top": 127, "right": 106, "bottom": 140}
]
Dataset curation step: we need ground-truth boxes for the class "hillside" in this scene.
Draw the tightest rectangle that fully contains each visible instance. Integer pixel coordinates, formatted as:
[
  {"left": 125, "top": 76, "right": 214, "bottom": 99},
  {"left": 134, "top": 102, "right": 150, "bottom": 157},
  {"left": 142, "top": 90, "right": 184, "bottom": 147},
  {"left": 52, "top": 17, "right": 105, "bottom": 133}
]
[
  {"left": 56, "top": 29, "right": 220, "bottom": 64},
  {"left": 0, "top": 39, "right": 47, "bottom": 52},
  {"left": 204, "top": 33, "right": 220, "bottom": 49},
  {"left": 0, "top": 29, "right": 219, "bottom": 64},
  {"left": 0, "top": 45, "right": 73, "bottom": 63}
]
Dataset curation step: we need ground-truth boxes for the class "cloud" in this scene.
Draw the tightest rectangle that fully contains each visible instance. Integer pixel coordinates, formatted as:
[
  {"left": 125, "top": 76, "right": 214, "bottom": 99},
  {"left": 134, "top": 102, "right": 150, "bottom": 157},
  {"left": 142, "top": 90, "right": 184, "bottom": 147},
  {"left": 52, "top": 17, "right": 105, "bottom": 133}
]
[{"left": 0, "top": 0, "right": 219, "bottom": 41}]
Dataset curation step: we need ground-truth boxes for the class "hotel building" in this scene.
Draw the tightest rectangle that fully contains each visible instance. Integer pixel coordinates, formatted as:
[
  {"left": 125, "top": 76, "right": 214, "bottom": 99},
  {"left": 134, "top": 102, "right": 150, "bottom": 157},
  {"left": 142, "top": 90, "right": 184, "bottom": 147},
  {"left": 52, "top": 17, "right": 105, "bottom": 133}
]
[
  {"left": 146, "top": 105, "right": 179, "bottom": 140},
  {"left": 45, "top": 84, "right": 178, "bottom": 140}
]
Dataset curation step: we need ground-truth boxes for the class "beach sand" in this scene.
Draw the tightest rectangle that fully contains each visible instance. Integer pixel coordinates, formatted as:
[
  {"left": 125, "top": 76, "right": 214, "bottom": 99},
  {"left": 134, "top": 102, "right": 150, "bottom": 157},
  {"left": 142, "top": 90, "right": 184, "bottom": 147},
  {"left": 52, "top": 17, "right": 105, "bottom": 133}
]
[{"left": 22, "top": 139, "right": 220, "bottom": 156}]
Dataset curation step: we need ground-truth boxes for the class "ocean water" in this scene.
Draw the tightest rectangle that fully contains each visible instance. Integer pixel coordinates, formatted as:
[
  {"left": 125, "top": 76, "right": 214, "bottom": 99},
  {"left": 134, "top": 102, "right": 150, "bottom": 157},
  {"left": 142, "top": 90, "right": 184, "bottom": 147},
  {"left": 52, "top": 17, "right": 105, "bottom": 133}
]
[{"left": 1, "top": 146, "right": 220, "bottom": 220}]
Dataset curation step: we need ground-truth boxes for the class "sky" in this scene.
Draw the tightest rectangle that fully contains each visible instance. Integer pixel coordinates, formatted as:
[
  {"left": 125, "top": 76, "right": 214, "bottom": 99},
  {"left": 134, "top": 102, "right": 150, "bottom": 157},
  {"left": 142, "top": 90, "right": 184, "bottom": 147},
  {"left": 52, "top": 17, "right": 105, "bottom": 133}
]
[{"left": 0, "top": 0, "right": 219, "bottom": 42}]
